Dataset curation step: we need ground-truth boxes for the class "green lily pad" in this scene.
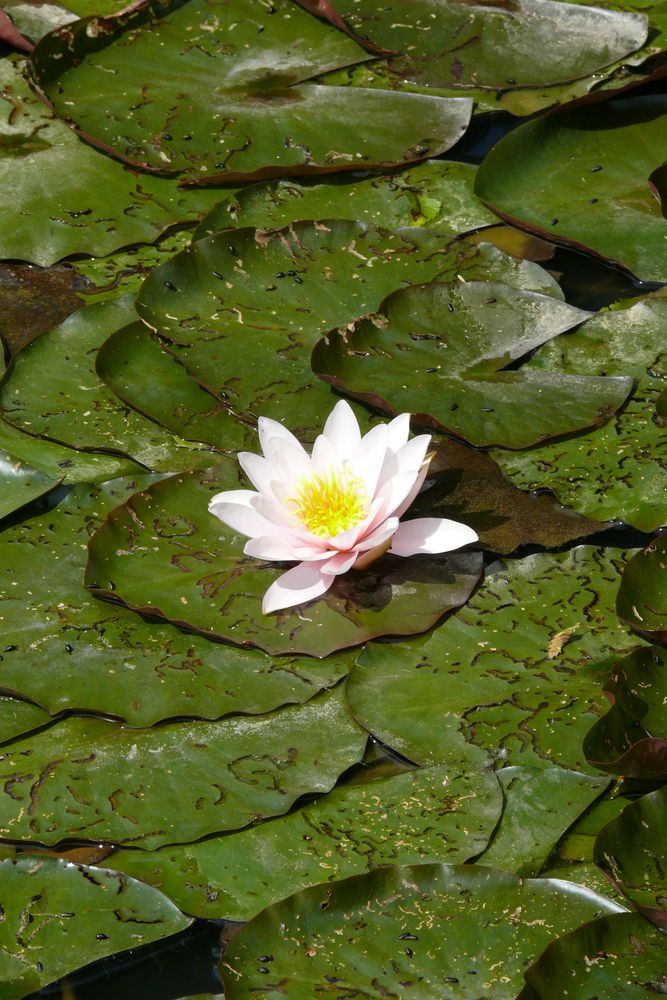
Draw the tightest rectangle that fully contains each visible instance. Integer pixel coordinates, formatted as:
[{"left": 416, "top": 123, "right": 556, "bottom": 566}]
[
  {"left": 409, "top": 439, "right": 605, "bottom": 554},
  {"left": 0, "top": 695, "right": 51, "bottom": 744},
  {"left": 312, "top": 280, "right": 632, "bottom": 449},
  {"left": 347, "top": 548, "right": 636, "bottom": 773},
  {"left": 0, "top": 296, "right": 222, "bottom": 472},
  {"left": 617, "top": 535, "right": 667, "bottom": 642},
  {"left": 30, "top": 0, "right": 473, "bottom": 181},
  {"left": 221, "top": 864, "right": 624, "bottom": 999},
  {"left": 492, "top": 295, "right": 667, "bottom": 532},
  {"left": 0, "top": 449, "right": 61, "bottom": 520},
  {"left": 2, "top": 0, "right": 77, "bottom": 43},
  {"left": 0, "top": 685, "right": 367, "bottom": 848},
  {"left": 96, "top": 322, "right": 247, "bottom": 453},
  {"left": 304, "top": 0, "right": 647, "bottom": 91},
  {"left": 583, "top": 645, "right": 667, "bottom": 777},
  {"left": 0, "top": 478, "right": 354, "bottom": 726},
  {"left": 594, "top": 784, "right": 667, "bottom": 927},
  {"left": 137, "top": 220, "right": 565, "bottom": 446},
  {"left": 474, "top": 95, "right": 667, "bottom": 282},
  {"left": 0, "top": 856, "right": 191, "bottom": 1000},
  {"left": 0, "top": 59, "right": 223, "bottom": 266},
  {"left": 85, "top": 463, "right": 483, "bottom": 657},
  {"left": 194, "top": 161, "right": 497, "bottom": 242},
  {"left": 519, "top": 912, "right": 667, "bottom": 999},
  {"left": 476, "top": 767, "right": 609, "bottom": 876},
  {"left": 108, "top": 766, "right": 502, "bottom": 921}
]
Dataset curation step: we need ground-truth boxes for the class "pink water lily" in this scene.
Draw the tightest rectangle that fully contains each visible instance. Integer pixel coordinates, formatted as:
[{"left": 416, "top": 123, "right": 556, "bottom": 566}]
[{"left": 209, "top": 400, "right": 478, "bottom": 614}]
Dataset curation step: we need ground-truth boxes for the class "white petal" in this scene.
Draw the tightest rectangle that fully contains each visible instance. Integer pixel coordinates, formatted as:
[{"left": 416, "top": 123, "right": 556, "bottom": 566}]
[
  {"left": 373, "top": 471, "right": 422, "bottom": 524},
  {"left": 209, "top": 492, "right": 276, "bottom": 538},
  {"left": 258, "top": 416, "right": 308, "bottom": 458},
  {"left": 390, "top": 518, "right": 478, "bottom": 556},
  {"left": 321, "top": 550, "right": 358, "bottom": 575},
  {"left": 393, "top": 460, "right": 431, "bottom": 519},
  {"left": 385, "top": 412, "right": 411, "bottom": 452},
  {"left": 244, "top": 535, "right": 328, "bottom": 561},
  {"left": 262, "top": 437, "right": 311, "bottom": 485},
  {"left": 395, "top": 434, "right": 431, "bottom": 477},
  {"left": 310, "top": 432, "right": 341, "bottom": 475},
  {"left": 355, "top": 517, "right": 399, "bottom": 552},
  {"left": 238, "top": 452, "right": 278, "bottom": 496},
  {"left": 322, "top": 399, "right": 361, "bottom": 459},
  {"left": 349, "top": 423, "right": 388, "bottom": 499},
  {"left": 262, "top": 561, "right": 334, "bottom": 614}
]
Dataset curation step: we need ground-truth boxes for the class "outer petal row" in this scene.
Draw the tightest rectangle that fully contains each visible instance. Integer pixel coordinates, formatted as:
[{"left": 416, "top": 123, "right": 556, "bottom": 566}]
[{"left": 390, "top": 518, "right": 479, "bottom": 557}]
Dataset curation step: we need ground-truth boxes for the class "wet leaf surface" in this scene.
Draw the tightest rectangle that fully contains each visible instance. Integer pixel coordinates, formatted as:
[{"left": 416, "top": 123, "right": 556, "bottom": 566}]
[
  {"left": 30, "top": 0, "right": 472, "bottom": 180},
  {"left": 0, "top": 448, "right": 60, "bottom": 520},
  {"left": 493, "top": 295, "right": 667, "bottom": 532},
  {"left": 0, "top": 856, "right": 191, "bottom": 999},
  {"left": 0, "top": 685, "right": 367, "bottom": 848},
  {"left": 108, "top": 766, "right": 502, "bottom": 921},
  {"left": 616, "top": 534, "right": 667, "bottom": 641},
  {"left": 583, "top": 645, "right": 667, "bottom": 777},
  {"left": 519, "top": 911, "right": 667, "bottom": 999},
  {"left": 476, "top": 766, "right": 609, "bottom": 876},
  {"left": 475, "top": 95, "right": 667, "bottom": 282},
  {"left": 0, "top": 478, "right": 353, "bottom": 726},
  {"left": 313, "top": 279, "right": 633, "bottom": 449},
  {"left": 221, "top": 863, "right": 624, "bottom": 999},
  {"left": 594, "top": 784, "right": 667, "bottom": 927},
  {"left": 194, "top": 161, "right": 497, "bottom": 242},
  {"left": 347, "top": 548, "right": 636, "bottom": 772},
  {"left": 0, "top": 296, "right": 222, "bottom": 472},
  {"left": 0, "top": 60, "right": 223, "bottom": 266},
  {"left": 0, "top": 261, "right": 88, "bottom": 354},
  {"left": 0, "top": 694, "right": 51, "bottom": 744},
  {"left": 137, "top": 220, "right": 564, "bottom": 446},
  {"left": 85, "top": 464, "right": 483, "bottom": 657}
]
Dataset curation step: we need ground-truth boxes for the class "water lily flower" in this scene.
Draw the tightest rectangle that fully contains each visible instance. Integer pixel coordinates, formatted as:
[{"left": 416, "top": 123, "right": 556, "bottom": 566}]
[{"left": 209, "top": 400, "right": 478, "bottom": 614}]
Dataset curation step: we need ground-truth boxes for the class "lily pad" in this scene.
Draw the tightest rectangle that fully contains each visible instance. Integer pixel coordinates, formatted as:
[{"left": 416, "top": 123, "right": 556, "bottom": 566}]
[
  {"left": 0, "top": 685, "right": 367, "bottom": 848},
  {"left": 108, "top": 766, "right": 503, "bottom": 921},
  {"left": 347, "top": 547, "right": 636, "bottom": 773},
  {"left": 519, "top": 912, "right": 667, "bottom": 999},
  {"left": 85, "top": 463, "right": 483, "bottom": 657},
  {"left": 0, "top": 856, "right": 191, "bottom": 1000},
  {"left": 583, "top": 645, "right": 667, "bottom": 777},
  {"left": 0, "top": 295, "right": 222, "bottom": 472},
  {"left": 594, "top": 784, "right": 667, "bottom": 927},
  {"left": 0, "top": 59, "right": 223, "bottom": 266},
  {"left": 303, "top": 0, "right": 648, "bottom": 91},
  {"left": 493, "top": 296, "right": 667, "bottom": 532},
  {"left": 0, "top": 695, "right": 51, "bottom": 744},
  {"left": 476, "top": 766, "right": 609, "bottom": 876},
  {"left": 0, "top": 449, "right": 61, "bottom": 520},
  {"left": 312, "top": 280, "right": 632, "bottom": 449},
  {"left": 221, "top": 864, "right": 624, "bottom": 999},
  {"left": 0, "top": 478, "right": 354, "bottom": 726},
  {"left": 137, "top": 220, "right": 566, "bottom": 446},
  {"left": 30, "top": 0, "right": 473, "bottom": 181},
  {"left": 474, "top": 94, "right": 667, "bottom": 282},
  {"left": 193, "top": 161, "right": 497, "bottom": 241},
  {"left": 409, "top": 439, "right": 605, "bottom": 554},
  {"left": 617, "top": 534, "right": 667, "bottom": 641}
]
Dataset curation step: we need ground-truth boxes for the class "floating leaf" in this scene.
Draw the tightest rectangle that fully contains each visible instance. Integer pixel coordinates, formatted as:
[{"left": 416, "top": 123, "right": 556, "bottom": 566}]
[
  {"left": 0, "top": 479, "right": 353, "bottom": 726},
  {"left": 475, "top": 95, "right": 667, "bottom": 281},
  {"left": 594, "top": 785, "right": 667, "bottom": 928},
  {"left": 304, "top": 0, "right": 648, "bottom": 90},
  {"left": 347, "top": 548, "right": 636, "bottom": 773},
  {"left": 0, "top": 449, "right": 61, "bottom": 520},
  {"left": 30, "top": 0, "right": 472, "bottom": 181},
  {"left": 0, "top": 685, "right": 367, "bottom": 848},
  {"left": 519, "top": 912, "right": 667, "bottom": 999},
  {"left": 476, "top": 766, "right": 609, "bottom": 876},
  {"left": 85, "top": 464, "right": 483, "bottom": 657},
  {"left": 221, "top": 864, "right": 624, "bottom": 999},
  {"left": 194, "top": 162, "right": 497, "bottom": 241},
  {"left": 0, "top": 856, "right": 191, "bottom": 1000},
  {"left": 0, "top": 695, "right": 51, "bottom": 744},
  {"left": 493, "top": 295, "right": 667, "bottom": 532},
  {"left": 616, "top": 535, "right": 667, "bottom": 642},
  {"left": 0, "top": 260, "right": 86, "bottom": 354},
  {"left": 312, "top": 280, "right": 632, "bottom": 449},
  {"left": 0, "top": 60, "right": 223, "bottom": 266},
  {"left": 109, "top": 766, "right": 502, "bottom": 921},
  {"left": 0, "top": 296, "right": 221, "bottom": 472},
  {"left": 583, "top": 645, "right": 667, "bottom": 777}
]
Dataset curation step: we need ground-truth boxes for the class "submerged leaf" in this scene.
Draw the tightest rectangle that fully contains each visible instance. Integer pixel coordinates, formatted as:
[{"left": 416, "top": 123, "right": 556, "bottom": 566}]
[{"left": 616, "top": 535, "right": 667, "bottom": 642}]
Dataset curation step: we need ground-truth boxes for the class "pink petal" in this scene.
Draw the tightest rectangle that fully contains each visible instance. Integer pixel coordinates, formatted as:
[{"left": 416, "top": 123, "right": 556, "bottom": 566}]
[
  {"left": 208, "top": 490, "right": 276, "bottom": 538},
  {"left": 311, "top": 432, "right": 341, "bottom": 475},
  {"left": 385, "top": 412, "right": 411, "bottom": 452},
  {"left": 393, "top": 460, "right": 431, "bottom": 519},
  {"left": 262, "top": 561, "right": 334, "bottom": 614},
  {"left": 262, "top": 437, "right": 311, "bottom": 484},
  {"left": 354, "top": 517, "right": 399, "bottom": 552},
  {"left": 244, "top": 535, "right": 329, "bottom": 561},
  {"left": 349, "top": 423, "right": 388, "bottom": 498},
  {"left": 322, "top": 399, "right": 361, "bottom": 459},
  {"left": 258, "top": 416, "right": 308, "bottom": 459},
  {"left": 390, "top": 518, "right": 478, "bottom": 556},
  {"left": 238, "top": 452, "right": 278, "bottom": 496},
  {"left": 321, "top": 550, "right": 358, "bottom": 575}
]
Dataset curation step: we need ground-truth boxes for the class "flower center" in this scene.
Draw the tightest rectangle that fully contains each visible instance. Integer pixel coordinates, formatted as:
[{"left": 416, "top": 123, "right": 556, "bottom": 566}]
[{"left": 288, "top": 468, "right": 369, "bottom": 538}]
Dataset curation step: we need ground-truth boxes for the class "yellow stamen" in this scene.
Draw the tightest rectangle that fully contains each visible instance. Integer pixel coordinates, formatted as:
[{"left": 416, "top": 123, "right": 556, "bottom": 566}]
[{"left": 287, "top": 468, "right": 369, "bottom": 537}]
